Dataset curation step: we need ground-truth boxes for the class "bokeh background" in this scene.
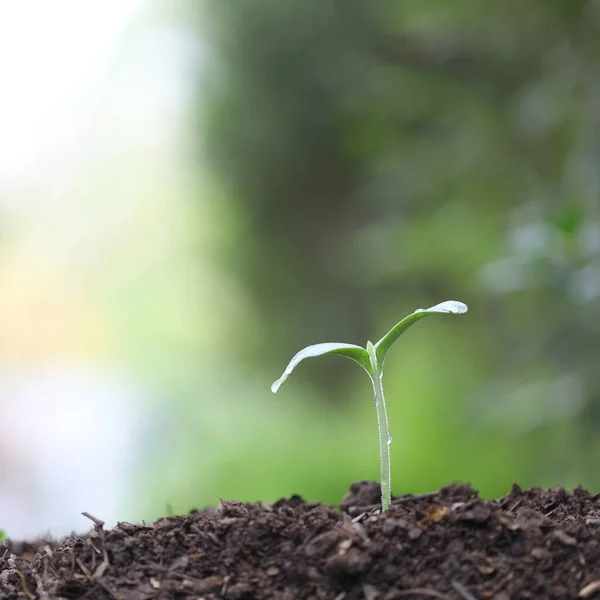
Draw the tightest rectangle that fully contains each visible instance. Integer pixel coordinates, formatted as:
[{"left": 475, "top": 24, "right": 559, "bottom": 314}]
[{"left": 2, "top": 0, "right": 600, "bottom": 539}]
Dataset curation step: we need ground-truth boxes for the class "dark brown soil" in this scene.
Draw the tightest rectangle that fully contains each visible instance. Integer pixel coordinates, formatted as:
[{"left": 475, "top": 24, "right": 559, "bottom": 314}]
[{"left": 2, "top": 482, "right": 600, "bottom": 599}]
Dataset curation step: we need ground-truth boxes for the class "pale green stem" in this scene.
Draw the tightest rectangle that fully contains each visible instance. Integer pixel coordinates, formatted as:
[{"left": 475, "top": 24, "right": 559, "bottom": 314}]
[
  {"left": 372, "top": 370, "right": 391, "bottom": 511},
  {"left": 367, "top": 341, "right": 391, "bottom": 511}
]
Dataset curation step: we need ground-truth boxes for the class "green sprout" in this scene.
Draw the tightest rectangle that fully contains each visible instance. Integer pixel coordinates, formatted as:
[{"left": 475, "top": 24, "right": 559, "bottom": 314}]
[
  {"left": 271, "top": 300, "right": 468, "bottom": 511},
  {"left": 0, "top": 530, "right": 5, "bottom": 542}
]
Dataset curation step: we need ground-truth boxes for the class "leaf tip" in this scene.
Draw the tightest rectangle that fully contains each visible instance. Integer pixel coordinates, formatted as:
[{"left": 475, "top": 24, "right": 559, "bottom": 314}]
[
  {"left": 418, "top": 300, "right": 468, "bottom": 315},
  {"left": 271, "top": 378, "right": 284, "bottom": 393},
  {"left": 448, "top": 300, "right": 468, "bottom": 314}
]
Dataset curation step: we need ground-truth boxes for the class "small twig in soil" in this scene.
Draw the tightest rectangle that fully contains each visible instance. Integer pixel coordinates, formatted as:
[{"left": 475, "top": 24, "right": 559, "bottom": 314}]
[
  {"left": 504, "top": 498, "right": 523, "bottom": 513},
  {"left": 76, "top": 558, "right": 92, "bottom": 579},
  {"left": 544, "top": 506, "right": 560, "bottom": 518},
  {"left": 13, "top": 569, "right": 36, "bottom": 600},
  {"left": 34, "top": 572, "right": 51, "bottom": 600},
  {"left": 77, "top": 558, "right": 116, "bottom": 599},
  {"left": 351, "top": 512, "right": 367, "bottom": 522},
  {"left": 41, "top": 545, "right": 59, "bottom": 577},
  {"left": 302, "top": 523, "right": 328, "bottom": 545},
  {"left": 81, "top": 512, "right": 105, "bottom": 528},
  {"left": 81, "top": 512, "right": 111, "bottom": 582},
  {"left": 191, "top": 523, "right": 222, "bottom": 547},
  {"left": 579, "top": 580, "right": 600, "bottom": 598},
  {"left": 452, "top": 580, "right": 479, "bottom": 600}
]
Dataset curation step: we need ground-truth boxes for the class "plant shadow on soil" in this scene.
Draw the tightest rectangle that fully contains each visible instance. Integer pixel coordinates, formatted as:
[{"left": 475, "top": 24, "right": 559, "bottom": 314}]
[{"left": 2, "top": 481, "right": 600, "bottom": 599}]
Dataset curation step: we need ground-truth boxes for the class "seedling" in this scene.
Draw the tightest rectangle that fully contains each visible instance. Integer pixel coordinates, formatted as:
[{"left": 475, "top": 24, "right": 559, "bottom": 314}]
[{"left": 271, "top": 300, "right": 468, "bottom": 511}]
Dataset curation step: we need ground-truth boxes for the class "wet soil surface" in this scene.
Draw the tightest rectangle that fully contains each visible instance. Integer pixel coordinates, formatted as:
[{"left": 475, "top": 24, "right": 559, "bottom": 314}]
[{"left": 2, "top": 482, "right": 600, "bottom": 599}]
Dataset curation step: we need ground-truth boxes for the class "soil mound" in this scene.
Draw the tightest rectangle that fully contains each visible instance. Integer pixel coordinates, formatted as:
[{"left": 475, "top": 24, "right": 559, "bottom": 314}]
[{"left": 2, "top": 482, "right": 600, "bottom": 599}]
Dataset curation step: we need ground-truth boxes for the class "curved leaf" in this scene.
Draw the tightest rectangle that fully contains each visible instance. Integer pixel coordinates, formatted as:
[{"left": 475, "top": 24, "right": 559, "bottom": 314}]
[
  {"left": 375, "top": 300, "right": 468, "bottom": 365},
  {"left": 271, "top": 343, "right": 370, "bottom": 393}
]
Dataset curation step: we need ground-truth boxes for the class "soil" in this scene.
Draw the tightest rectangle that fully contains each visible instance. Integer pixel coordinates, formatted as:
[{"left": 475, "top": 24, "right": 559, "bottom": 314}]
[{"left": 2, "top": 482, "right": 600, "bottom": 600}]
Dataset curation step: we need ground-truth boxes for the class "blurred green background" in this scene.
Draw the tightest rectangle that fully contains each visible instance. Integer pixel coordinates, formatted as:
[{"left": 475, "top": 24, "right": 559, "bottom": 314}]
[{"left": 1, "top": 0, "right": 600, "bottom": 537}]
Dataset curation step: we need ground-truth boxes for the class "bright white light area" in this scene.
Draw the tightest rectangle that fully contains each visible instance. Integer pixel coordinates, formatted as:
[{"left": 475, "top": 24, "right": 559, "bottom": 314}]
[{"left": 0, "top": 0, "right": 143, "bottom": 181}]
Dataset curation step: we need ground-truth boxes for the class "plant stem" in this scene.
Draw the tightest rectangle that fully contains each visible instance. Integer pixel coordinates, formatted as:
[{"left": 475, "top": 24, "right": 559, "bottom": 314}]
[{"left": 372, "top": 368, "right": 391, "bottom": 511}]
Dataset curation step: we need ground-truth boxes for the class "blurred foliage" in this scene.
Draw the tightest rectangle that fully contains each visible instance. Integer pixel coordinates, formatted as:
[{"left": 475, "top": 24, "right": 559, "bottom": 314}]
[
  {"left": 201, "top": 0, "right": 600, "bottom": 378},
  {"left": 145, "top": 0, "right": 600, "bottom": 516}
]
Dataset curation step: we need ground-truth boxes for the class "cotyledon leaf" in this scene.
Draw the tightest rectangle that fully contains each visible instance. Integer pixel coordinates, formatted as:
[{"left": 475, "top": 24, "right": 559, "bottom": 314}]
[
  {"left": 271, "top": 343, "right": 371, "bottom": 393},
  {"left": 374, "top": 300, "right": 468, "bottom": 366}
]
